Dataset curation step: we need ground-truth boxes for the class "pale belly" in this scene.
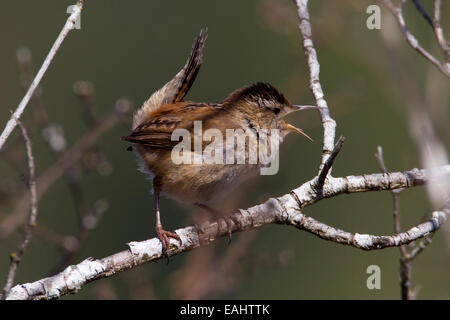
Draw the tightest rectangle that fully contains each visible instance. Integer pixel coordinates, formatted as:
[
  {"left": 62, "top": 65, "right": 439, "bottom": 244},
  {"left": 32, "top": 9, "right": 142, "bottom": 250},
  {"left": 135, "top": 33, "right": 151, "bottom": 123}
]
[{"left": 161, "top": 162, "right": 260, "bottom": 204}]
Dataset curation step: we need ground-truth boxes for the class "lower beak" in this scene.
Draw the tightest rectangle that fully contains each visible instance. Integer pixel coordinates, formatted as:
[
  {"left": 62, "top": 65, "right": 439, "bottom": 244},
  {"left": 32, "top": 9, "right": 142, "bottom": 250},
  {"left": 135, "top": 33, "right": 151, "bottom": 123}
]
[{"left": 283, "top": 122, "right": 313, "bottom": 142}]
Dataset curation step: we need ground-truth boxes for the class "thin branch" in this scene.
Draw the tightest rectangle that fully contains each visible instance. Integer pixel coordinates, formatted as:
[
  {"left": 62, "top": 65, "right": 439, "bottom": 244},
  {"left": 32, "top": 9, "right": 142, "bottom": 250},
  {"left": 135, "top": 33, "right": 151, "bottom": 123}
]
[
  {"left": 16, "top": 46, "right": 47, "bottom": 127},
  {"left": 406, "top": 236, "right": 433, "bottom": 261},
  {"left": 294, "top": 0, "right": 337, "bottom": 172},
  {"left": 5, "top": 165, "right": 449, "bottom": 300},
  {"left": 0, "top": 47, "right": 47, "bottom": 178},
  {"left": 412, "top": 0, "right": 433, "bottom": 28},
  {"left": 375, "top": 146, "right": 404, "bottom": 237},
  {"left": 376, "top": 146, "right": 411, "bottom": 300},
  {"left": 316, "top": 136, "right": 345, "bottom": 192},
  {"left": 73, "top": 81, "right": 98, "bottom": 129},
  {"left": 0, "top": 121, "right": 37, "bottom": 299},
  {"left": 47, "top": 82, "right": 107, "bottom": 274},
  {"left": 380, "top": 0, "right": 450, "bottom": 77},
  {"left": 0, "top": 0, "right": 85, "bottom": 150},
  {"left": 433, "top": 0, "right": 450, "bottom": 64},
  {"left": 0, "top": 99, "right": 131, "bottom": 239},
  {"left": 72, "top": 81, "right": 112, "bottom": 175}
]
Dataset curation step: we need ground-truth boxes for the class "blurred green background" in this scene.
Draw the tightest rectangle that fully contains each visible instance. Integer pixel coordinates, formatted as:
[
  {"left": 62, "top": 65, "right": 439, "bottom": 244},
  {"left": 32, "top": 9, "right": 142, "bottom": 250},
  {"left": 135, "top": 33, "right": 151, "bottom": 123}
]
[{"left": 0, "top": 0, "right": 449, "bottom": 299}]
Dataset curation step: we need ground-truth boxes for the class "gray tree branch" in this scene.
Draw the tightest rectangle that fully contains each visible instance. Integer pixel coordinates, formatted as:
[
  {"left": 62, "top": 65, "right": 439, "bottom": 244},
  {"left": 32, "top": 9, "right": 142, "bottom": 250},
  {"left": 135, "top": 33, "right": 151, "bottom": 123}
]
[
  {"left": 5, "top": 165, "right": 449, "bottom": 300},
  {"left": 0, "top": 121, "right": 37, "bottom": 299}
]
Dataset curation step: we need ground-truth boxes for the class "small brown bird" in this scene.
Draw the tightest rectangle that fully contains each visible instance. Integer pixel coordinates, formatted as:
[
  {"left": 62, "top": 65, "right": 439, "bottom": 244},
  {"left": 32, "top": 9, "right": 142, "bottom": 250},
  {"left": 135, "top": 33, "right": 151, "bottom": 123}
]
[{"left": 122, "top": 29, "right": 313, "bottom": 256}]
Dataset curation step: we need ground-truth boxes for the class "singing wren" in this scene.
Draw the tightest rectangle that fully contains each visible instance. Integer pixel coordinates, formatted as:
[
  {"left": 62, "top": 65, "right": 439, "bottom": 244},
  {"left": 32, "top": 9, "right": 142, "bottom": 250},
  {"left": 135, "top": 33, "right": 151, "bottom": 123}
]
[{"left": 122, "top": 29, "right": 313, "bottom": 256}]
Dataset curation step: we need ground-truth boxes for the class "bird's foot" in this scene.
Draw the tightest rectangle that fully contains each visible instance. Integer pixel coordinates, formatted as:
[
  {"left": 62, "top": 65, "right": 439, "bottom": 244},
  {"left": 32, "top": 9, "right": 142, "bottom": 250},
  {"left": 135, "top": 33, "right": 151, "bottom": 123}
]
[
  {"left": 156, "top": 224, "right": 182, "bottom": 262},
  {"left": 217, "top": 215, "right": 240, "bottom": 245},
  {"left": 195, "top": 203, "right": 241, "bottom": 244}
]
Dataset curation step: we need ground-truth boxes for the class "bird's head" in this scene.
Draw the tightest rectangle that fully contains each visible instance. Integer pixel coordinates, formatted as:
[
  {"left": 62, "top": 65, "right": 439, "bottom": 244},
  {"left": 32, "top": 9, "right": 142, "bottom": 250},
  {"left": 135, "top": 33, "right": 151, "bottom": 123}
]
[{"left": 224, "top": 82, "right": 314, "bottom": 141}]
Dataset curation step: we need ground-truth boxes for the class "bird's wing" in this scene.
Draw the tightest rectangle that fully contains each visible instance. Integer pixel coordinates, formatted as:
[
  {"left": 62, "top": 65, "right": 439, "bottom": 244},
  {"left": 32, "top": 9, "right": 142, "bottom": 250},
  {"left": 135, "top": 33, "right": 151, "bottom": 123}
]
[
  {"left": 133, "top": 29, "right": 208, "bottom": 129},
  {"left": 123, "top": 102, "right": 224, "bottom": 150}
]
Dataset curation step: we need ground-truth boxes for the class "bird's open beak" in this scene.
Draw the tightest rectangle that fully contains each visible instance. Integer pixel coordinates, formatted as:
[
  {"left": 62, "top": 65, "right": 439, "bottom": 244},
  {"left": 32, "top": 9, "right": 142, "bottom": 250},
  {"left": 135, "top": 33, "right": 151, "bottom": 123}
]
[
  {"left": 280, "top": 104, "right": 316, "bottom": 142},
  {"left": 282, "top": 122, "right": 313, "bottom": 142}
]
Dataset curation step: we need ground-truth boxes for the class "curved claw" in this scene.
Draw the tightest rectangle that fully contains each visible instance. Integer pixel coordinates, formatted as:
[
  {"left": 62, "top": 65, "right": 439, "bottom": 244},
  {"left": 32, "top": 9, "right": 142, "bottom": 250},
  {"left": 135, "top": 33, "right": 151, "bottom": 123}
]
[
  {"left": 218, "top": 216, "right": 240, "bottom": 245},
  {"left": 156, "top": 225, "right": 182, "bottom": 263}
]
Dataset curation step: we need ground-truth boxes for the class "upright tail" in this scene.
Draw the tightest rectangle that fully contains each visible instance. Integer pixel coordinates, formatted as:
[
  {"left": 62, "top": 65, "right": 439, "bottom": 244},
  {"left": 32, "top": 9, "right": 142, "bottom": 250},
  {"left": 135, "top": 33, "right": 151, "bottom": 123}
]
[
  {"left": 133, "top": 28, "right": 208, "bottom": 128},
  {"left": 173, "top": 28, "right": 208, "bottom": 103}
]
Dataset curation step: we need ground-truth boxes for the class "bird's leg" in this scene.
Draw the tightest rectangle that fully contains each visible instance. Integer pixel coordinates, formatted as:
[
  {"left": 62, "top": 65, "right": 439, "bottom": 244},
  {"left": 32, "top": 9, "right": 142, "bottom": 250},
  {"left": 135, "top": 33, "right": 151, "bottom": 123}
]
[
  {"left": 195, "top": 203, "right": 240, "bottom": 245},
  {"left": 153, "top": 178, "right": 181, "bottom": 260}
]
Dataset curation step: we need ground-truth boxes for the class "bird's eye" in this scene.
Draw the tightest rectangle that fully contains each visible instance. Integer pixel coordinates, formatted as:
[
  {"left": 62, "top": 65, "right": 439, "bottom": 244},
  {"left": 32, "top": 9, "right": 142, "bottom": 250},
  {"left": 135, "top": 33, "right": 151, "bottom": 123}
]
[{"left": 273, "top": 107, "right": 281, "bottom": 115}]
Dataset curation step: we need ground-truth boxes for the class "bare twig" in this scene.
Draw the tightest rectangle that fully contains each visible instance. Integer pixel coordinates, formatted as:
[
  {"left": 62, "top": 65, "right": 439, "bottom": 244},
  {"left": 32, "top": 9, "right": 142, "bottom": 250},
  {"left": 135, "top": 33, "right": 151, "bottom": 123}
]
[
  {"left": 47, "top": 82, "right": 108, "bottom": 274},
  {"left": 380, "top": 0, "right": 450, "bottom": 77},
  {"left": 433, "top": 0, "right": 450, "bottom": 64},
  {"left": 72, "top": 81, "right": 112, "bottom": 175},
  {"left": 0, "top": 99, "right": 131, "bottom": 239},
  {"left": 406, "top": 236, "right": 433, "bottom": 261},
  {"left": 0, "top": 48, "right": 47, "bottom": 177},
  {"left": 0, "top": 121, "right": 37, "bottom": 299},
  {"left": 73, "top": 81, "right": 98, "bottom": 128},
  {"left": 16, "top": 47, "right": 47, "bottom": 127},
  {"left": 412, "top": 0, "right": 433, "bottom": 28},
  {"left": 294, "top": 0, "right": 337, "bottom": 172},
  {"left": 5, "top": 165, "right": 449, "bottom": 299},
  {"left": 376, "top": 146, "right": 446, "bottom": 300},
  {"left": 316, "top": 136, "right": 345, "bottom": 192},
  {"left": 376, "top": 146, "right": 411, "bottom": 300},
  {"left": 0, "top": 0, "right": 85, "bottom": 150},
  {"left": 375, "top": 146, "right": 404, "bottom": 236}
]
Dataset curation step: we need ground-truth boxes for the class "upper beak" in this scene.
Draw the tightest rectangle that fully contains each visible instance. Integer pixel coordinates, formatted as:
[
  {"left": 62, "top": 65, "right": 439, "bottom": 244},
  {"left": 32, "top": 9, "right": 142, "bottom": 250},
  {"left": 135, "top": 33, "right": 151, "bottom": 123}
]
[
  {"left": 283, "top": 122, "right": 313, "bottom": 142},
  {"left": 292, "top": 105, "right": 319, "bottom": 111}
]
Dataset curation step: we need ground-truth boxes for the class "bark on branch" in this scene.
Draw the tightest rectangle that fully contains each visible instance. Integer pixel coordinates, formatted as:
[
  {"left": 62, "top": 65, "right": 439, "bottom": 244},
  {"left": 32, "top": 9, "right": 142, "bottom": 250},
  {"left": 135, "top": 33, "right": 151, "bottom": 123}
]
[{"left": 6, "top": 165, "right": 449, "bottom": 300}]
